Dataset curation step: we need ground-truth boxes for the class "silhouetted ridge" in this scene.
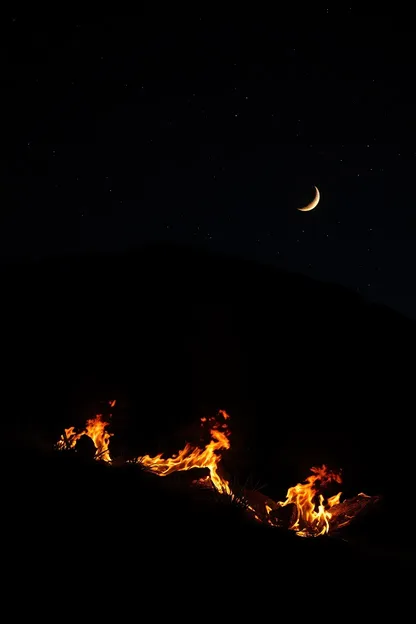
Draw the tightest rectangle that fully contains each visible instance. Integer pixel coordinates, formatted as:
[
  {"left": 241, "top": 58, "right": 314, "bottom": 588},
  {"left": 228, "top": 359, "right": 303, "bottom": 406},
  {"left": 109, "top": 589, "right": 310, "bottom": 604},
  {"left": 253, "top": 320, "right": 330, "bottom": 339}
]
[{"left": 2, "top": 243, "right": 414, "bottom": 530}]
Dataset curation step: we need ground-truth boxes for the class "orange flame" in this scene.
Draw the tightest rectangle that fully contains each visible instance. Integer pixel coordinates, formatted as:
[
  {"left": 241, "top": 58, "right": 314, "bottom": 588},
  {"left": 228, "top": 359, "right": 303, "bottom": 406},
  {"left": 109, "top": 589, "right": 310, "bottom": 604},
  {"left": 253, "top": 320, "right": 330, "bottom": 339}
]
[
  {"left": 56, "top": 413, "right": 113, "bottom": 463},
  {"left": 136, "top": 410, "right": 232, "bottom": 495},
  {"left": 275, "top": 465, "right": 343, "bottom": 536},
  {"left": 56, "top": 406, "right": 376, "bottom": 536}
]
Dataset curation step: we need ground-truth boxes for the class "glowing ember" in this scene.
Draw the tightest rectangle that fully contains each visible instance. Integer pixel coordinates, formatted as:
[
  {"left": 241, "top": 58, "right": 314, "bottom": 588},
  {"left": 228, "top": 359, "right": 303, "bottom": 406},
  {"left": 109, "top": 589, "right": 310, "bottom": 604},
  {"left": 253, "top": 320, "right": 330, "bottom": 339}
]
[
  {"left": 136, "top": 409, "right": 232, "bottom": 495},
  {"left": 56, "top": 404, "right": 379, "bottom": 535}
]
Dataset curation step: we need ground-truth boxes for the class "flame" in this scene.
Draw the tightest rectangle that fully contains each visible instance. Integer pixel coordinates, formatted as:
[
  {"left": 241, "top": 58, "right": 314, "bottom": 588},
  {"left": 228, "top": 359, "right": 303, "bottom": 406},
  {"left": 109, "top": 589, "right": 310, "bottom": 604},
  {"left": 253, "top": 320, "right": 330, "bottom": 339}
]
[
  {"left": 275, "top": 465, "right": 343, "bottom": 537},
  {"left": 136, "top": 409, "right": 232, "bottom": 495},
  {"left": 56, "top": 413, "right": 113, "bottom": 463},
  {"left": 56, "top": 405, "right": 377, "bottom": 536},
  {"left": 327, "top": 491, "right": 343, "bottom": 508}
]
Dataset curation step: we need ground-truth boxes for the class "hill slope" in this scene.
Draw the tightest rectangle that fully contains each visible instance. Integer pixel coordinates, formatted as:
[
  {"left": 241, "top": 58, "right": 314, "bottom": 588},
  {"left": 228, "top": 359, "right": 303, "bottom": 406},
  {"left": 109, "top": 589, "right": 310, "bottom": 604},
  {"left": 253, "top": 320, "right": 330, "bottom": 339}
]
[{"left": 2, "top": 245, "right": 414, "bottom": 531}]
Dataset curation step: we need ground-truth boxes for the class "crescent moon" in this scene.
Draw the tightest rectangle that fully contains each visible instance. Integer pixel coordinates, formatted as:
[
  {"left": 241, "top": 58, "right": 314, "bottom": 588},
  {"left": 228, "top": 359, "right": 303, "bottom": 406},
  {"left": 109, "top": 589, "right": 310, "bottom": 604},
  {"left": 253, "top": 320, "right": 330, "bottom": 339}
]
[{"left": 297, "top": 186, "right": 320, "bottom": 212}]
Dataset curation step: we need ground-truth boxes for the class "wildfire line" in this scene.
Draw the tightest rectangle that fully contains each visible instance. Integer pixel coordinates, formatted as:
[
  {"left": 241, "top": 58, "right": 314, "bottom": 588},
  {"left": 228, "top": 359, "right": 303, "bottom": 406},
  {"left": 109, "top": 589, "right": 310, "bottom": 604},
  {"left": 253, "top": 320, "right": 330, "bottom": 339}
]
[{"left": 55, "top": 403, "right": 380, "bottom": 536}]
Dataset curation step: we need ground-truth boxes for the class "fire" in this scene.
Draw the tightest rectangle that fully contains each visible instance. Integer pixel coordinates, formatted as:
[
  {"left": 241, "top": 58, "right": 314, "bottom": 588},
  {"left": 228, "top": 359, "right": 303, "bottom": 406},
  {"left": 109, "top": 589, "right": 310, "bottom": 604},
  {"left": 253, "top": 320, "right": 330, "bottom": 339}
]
[
  {"left": 274, "top": 465, "right": 343, "bottom": 537},
  {"left": 56, "top": 412, "right": 114, "bottom": 464},
  {"left": 136, "top": 409, "right": 232, "bottom": 495},
  {"left": 56, "top": 404, "right": 379, "bottom": 536}
]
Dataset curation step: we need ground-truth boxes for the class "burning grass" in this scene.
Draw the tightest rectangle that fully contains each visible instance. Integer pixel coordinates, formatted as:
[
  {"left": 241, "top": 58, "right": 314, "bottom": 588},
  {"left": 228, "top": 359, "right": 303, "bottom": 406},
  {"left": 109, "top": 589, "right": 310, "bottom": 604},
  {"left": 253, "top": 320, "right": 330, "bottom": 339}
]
[{"left": 56, "top": 402, "right": 380, "bottom": 537}]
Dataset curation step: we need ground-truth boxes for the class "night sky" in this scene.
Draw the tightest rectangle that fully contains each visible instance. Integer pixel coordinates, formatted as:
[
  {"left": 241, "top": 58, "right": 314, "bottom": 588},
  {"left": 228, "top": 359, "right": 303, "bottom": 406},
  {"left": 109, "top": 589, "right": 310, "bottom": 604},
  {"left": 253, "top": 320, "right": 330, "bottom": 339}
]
[{"left": 2, "top": 11, "right": 416, "bottom": 317}]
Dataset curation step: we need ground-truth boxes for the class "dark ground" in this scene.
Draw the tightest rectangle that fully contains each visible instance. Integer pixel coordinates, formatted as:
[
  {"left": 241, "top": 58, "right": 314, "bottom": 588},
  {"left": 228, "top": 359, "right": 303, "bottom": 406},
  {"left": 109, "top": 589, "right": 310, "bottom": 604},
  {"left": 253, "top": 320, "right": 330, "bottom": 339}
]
[{"left": 2, "top": 243, "right": 414, "bottom": 571}]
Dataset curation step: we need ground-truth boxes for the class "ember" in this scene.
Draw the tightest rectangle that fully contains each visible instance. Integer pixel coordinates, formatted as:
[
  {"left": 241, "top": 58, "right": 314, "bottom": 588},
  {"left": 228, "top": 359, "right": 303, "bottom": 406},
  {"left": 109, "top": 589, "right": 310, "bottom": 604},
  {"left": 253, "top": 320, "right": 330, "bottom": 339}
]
[{"left": 56, "top": 403, "right": 380, "bottom": 536}]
